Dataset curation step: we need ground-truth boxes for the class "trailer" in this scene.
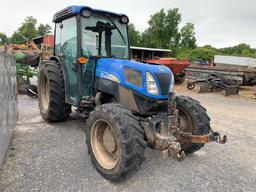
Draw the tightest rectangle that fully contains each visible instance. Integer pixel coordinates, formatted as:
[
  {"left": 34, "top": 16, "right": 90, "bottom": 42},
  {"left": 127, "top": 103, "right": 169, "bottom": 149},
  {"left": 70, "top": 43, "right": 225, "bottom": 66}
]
[
  {"left": 185, "top": 55, "right": 256, "bottom": 86},
  {"left": 147, "top": 58, "right": 191, "bottom": 84}
]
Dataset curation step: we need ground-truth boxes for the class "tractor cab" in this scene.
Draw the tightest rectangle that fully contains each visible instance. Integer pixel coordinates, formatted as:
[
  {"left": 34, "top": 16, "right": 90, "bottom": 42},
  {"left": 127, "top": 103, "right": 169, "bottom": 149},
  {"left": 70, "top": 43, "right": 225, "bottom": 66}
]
[
  {"left": 52, "top": 6, "right": 132, "bottom": 106},
  {"left": 52, "top": 6, "right": 175, "bottom": 114}
]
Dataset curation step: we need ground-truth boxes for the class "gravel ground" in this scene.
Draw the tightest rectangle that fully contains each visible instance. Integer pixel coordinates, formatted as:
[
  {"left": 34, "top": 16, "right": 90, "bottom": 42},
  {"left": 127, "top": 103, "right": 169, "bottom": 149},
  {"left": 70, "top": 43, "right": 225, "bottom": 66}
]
[{"left": 0, "top": 85, "right": 256, "bottom": 192}]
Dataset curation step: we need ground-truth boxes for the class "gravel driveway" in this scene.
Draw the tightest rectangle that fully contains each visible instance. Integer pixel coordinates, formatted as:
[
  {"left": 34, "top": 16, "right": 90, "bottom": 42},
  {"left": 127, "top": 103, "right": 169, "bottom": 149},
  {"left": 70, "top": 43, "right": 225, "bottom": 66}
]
[{"left": 0, "top": 86, "right": 256, "bottom": 192}]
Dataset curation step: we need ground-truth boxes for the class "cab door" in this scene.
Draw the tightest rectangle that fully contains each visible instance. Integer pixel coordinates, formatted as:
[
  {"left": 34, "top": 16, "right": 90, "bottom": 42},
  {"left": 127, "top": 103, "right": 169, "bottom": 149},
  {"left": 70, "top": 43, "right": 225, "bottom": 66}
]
[{"left": 55, "top": 17, "right": 78, "bottom": 105}]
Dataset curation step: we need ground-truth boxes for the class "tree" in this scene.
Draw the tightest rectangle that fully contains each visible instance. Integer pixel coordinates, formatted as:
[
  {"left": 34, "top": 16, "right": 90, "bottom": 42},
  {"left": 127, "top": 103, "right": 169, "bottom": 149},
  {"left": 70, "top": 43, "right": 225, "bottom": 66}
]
[
  {"left": 10, "top": 16, "right": 38, "bottom": 44},
  {"left": 37, "top": 24, "right": 52, "bottom": 36},
  {"left": 165, "top": 8, "right": 181, "bottom": 49},
  {"left": 10, "top": 31, "right": 24, "bottom": 44},
  {"left": 128, "top": 23, "right": 141, "bottom": 46},
  {"left": 189, "top": 48, "right": 215, "bottom": 62},
  {"left": 9, "top": 16, "right": 53, "bottom": 44},
  {"left": 140, "top": 29, "right": 154, "bottom": 48},
  {"left": 148, "top": 9, "right": 166, "bottom": 48},
  {"left": 176, "top": 48, "right": 192, "bottom": 60},
  {"left": 146, "top": 8, "right": 182, "bottom": 50},
  {"left": 18, "top": 16, "right": 38, "bottom": 40},
  {"left": 202, "top": 44, "right": 217, "bottom": 51},
  {"left": 218, "top": 43, "right": 256, "bottom": 58},
  {"left": 0, "top": 32, "right": 8, "bottom": 45},
  {"left": 180, "top": 23, "right": 197, "bottom": 49}
]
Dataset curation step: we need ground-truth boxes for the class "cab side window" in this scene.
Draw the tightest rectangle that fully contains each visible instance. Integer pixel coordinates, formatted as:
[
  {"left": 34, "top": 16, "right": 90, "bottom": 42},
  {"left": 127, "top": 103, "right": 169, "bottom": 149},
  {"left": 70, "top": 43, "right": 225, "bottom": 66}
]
[{"left": 60, "top": 17, "right": 77, "bottom": 65}]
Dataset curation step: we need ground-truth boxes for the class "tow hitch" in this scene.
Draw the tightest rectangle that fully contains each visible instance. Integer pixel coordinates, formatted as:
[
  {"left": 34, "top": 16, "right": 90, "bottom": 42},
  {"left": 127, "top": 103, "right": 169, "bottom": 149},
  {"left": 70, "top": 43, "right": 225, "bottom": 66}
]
[
  {"left": 165, "top": 128, "right": 227, "bottom": 160},
  {"left": 141, "top": 94, "right": 227, "bottom": 161}
]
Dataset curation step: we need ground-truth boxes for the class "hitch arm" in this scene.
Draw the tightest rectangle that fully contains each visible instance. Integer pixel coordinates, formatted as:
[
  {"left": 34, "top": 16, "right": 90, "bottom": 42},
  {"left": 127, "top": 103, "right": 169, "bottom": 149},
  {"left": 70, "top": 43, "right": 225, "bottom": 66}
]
[{"left": 174, "top": 131, "right": 227, "bottom": 144}]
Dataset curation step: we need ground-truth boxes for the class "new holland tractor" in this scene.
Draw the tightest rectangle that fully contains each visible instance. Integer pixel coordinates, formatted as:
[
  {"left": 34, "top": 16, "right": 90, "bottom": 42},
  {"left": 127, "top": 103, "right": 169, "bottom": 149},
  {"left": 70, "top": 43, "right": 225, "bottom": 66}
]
[{"left": 38, "top": 5, "right": 227, "bottom": 181}]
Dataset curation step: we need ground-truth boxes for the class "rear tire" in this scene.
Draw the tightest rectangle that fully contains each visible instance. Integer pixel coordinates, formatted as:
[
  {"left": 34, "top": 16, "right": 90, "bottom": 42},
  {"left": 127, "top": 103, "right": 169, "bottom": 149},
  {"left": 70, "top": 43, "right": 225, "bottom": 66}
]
[
  {"left": 174, "top": 96, "right": 211, "bottom": 154},
  {"left": 85, "top": 104, "right": 146, "bottom": 181},
  {"left": 38, "top": 60, "right": 71, "bottom": 122}
]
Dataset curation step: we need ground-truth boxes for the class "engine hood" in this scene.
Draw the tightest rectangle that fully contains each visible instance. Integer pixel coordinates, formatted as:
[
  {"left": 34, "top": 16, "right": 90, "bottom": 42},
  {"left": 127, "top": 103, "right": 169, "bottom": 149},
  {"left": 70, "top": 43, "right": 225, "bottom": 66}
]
[{"left": 95, "top": 58, "right": 173, "bottom": 99}]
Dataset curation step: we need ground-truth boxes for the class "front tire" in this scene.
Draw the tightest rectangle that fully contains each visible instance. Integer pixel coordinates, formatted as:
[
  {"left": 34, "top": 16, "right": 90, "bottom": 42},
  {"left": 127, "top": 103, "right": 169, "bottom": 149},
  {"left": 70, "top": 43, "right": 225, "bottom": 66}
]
[
  {"left": 174, "top": 96, "right": 211, "bottom": 154},
  {"left": 38, "top": 60, "right": 71, "bottom": 122},
  {"left": 85, "top": 104, "right": 146, "bottom": 181}
]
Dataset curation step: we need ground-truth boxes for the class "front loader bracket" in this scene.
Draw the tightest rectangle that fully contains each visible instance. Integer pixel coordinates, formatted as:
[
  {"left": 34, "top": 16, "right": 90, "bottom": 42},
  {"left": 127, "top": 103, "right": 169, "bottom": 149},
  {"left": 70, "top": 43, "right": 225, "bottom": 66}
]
[{"left": 141, "top": 114, "right": 227, "bottom": 161}]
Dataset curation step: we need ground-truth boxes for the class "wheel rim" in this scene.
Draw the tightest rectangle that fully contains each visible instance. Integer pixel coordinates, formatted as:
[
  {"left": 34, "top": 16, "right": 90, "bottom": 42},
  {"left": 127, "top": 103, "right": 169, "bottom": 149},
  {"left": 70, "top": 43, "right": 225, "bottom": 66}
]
[
  {"left": 177, "top": 109, "right": 193, "bottom": 133},
  {"left": 188, "top": 83, "right": 195, "bottom": 90},
  {"left": 91, "top": 119, "right": 119, "bottom": 170},
  {"left": 40, "top": 74, "right": 49, "bottom": 111}
]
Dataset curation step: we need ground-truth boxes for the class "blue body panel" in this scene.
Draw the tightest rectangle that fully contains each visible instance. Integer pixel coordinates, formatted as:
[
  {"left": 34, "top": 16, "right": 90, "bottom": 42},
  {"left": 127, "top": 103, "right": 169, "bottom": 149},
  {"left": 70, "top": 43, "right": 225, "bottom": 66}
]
[
  {"left": 70, "top": 5, "right": 84, "bottom": 13},
  {"left": 95, "top": 59, "right": 173, "bottom": 100},
  {"left": 69, "top": 5, "right": 124, "bottom": 16}
]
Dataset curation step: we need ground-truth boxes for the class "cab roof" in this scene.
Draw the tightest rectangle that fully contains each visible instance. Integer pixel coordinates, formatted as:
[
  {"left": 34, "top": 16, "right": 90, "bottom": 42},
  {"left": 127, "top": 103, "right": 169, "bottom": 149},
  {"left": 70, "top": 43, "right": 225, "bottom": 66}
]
[{"left": 53, "top": 5, "right": 127, "bottom": 23}]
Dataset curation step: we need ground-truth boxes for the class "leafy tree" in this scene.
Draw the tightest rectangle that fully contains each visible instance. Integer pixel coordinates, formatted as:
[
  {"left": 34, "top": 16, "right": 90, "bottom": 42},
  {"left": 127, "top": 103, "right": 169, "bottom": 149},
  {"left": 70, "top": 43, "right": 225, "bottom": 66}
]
[
  {"left": 140, "top": 29, "right": 154, "bottom": 48},
  {"left": 9, "top": 16, "right": 53, "bottom": 44},
  {"left": 0, "top": 32, "right": 8, "bottom": 45},
  {"left": 146, "top": 8, "right": 182, "bottom": 50},
  {"left": 165, "top": 8, "right": 181, "bottom": 49},
  {"left": 10, "top": 31, "right": 25, "bottom": 44},
  {"left": 128, "top": 23, "right": 141, "bottom": 46},
  {"left": 218, "top": 43, "right": 256, "bottom": 58},
  {"left": 202, "top": 44, "right": 217, "bottom": 51},
  {"left": 189, "top": 48, "right": 216, "bottom": 62},
  {"left": 176, "top": 48, "right": 192, "bottom": 60},
  {"left": 148, "top": 9, "right": 166, "bottom": 48},
  {"left": 180, "top": 23, "right": 197, "bottom": 49},
  {"left": 37, "top": 24, "right": 52, "bottom": 36},
  {"left": 10, "top": 16, "right": 38, "bottom": 44},
  {"left": 18, "top": 16, "right": 38, "bottom": 40}
]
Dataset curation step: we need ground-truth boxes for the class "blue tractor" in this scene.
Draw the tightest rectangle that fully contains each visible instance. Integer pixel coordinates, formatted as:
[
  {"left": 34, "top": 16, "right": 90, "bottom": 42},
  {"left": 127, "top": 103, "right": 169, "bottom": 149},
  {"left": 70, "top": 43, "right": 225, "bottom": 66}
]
[{"left": 38, "top": 6, "right": 226, "bottom": 181}]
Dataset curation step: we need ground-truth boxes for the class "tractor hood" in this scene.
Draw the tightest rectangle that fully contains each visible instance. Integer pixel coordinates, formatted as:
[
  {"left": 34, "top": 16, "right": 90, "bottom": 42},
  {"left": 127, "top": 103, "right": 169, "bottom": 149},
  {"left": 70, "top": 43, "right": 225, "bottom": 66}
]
[{"left": 95, "top": 58, "right": 174, "bottom": 99}]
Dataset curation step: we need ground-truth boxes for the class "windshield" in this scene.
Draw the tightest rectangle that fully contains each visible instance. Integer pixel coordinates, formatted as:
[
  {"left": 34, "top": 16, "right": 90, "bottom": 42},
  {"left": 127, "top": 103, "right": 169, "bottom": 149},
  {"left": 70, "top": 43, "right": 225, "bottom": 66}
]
[{"left": 81, "top": 14, "right": 129, "bottom": 59}]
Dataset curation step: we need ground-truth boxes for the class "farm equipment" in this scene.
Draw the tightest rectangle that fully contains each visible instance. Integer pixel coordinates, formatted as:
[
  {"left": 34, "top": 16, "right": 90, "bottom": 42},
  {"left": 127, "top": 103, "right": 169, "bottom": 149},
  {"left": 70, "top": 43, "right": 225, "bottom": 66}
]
[
  {"left": 187, "top": 74, "right": 240, "bottom": 96},
  {"left": 38, "top": 5, "right": 227, "bottom": 181},
  {"left": 3, "top": 41, "right": 41, "bottom": 97},
  {"left": 147, "top": 58, "right": 191, "bottom": 84},
  {"left": 185, "top": 60, "right": 256, "bottom": 86}
]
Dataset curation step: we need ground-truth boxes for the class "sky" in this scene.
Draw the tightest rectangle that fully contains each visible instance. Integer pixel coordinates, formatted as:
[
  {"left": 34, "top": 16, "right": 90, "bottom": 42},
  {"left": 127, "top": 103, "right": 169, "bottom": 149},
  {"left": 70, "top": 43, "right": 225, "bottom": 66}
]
[{"left": 0, "top": 0, "right": 255, "bottom": 48}]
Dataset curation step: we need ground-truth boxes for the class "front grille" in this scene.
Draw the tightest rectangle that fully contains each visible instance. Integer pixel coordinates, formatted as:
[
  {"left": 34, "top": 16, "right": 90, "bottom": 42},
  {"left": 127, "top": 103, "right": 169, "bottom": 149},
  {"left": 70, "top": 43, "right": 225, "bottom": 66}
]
[{"left": 154, "top": 73, "right": 171, "bottom": 95}]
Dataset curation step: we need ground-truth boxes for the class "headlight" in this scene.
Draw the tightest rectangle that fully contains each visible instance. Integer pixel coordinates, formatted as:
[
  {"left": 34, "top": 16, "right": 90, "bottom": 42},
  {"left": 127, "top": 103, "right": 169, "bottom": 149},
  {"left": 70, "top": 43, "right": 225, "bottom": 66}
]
[
  {"left": 146, "top": 72, "right": 159, "bottom": 95},
  {"left": 124, "top": 68, "right": 142, "bottom": 88},
  {"left": 169, "top": 72, "right": 174, "bottom": 92}
]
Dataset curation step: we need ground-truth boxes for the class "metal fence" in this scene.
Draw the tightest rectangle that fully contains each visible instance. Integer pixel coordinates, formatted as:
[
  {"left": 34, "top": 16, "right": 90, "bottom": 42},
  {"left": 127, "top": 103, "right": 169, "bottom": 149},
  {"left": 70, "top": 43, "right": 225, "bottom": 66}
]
[{"left": 0, "top": 51, "right": 18, "bottom": 167}]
